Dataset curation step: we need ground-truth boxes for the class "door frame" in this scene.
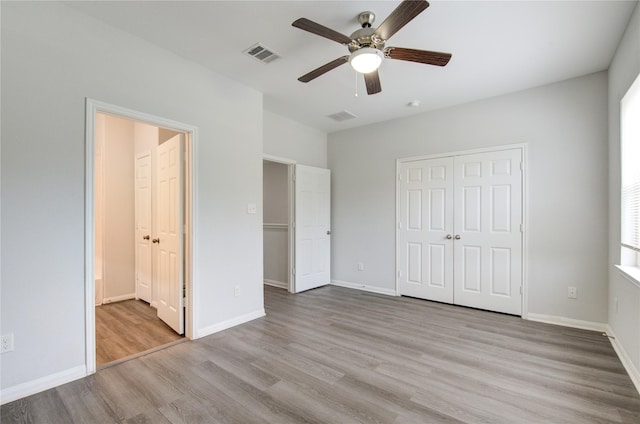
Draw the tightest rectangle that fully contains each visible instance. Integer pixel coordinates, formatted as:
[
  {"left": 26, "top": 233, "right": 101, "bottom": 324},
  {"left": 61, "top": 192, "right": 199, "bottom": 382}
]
[
  {"left": 85, "top": 98, "right": 198, "bottom": 374},
  {"left": 395, "top": 143, "right": 529, "bottom": 318},
  {"left": 263, "top": 154, "right": 296, "bottom": 293}
]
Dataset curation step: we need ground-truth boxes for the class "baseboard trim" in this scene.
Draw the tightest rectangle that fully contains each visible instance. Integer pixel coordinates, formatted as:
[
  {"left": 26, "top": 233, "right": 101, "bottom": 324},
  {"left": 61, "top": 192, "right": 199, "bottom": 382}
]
[
  {"left": 331, "top": 280, "right": 397, "bottom": 296},
  {"left": 264, "top": 279, "right": 287, "bottom": 289},
  {"left": 607, "top": 325, "right": 640, "bottom": 395},
  {"left": 526, "top": 313, "right": 608, "bottom": 333},
  {"left": 0, "top": 365, "right": 86, "bottom": 405},
  {"left": 102, "top": 293, "right": 136, "bottom": 304},
  {"left": 196, "top": 309, "right": 266, "bottom": 339}
]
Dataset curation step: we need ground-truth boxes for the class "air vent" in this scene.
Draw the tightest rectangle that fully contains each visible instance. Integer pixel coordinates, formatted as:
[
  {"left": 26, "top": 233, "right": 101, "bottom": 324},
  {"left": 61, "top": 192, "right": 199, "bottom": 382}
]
[
  {"left": 327, "top": 110, "right": 358, "bottom": 122},
  {"left": 243, "top": 43, "right": 280, "bottom": 64}
]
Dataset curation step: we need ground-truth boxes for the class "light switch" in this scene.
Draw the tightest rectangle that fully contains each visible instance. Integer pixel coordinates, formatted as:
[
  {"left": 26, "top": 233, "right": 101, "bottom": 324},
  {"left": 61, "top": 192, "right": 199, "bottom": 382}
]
[{"left": 247, "top": 203, "right": 257, "bottom": 214}]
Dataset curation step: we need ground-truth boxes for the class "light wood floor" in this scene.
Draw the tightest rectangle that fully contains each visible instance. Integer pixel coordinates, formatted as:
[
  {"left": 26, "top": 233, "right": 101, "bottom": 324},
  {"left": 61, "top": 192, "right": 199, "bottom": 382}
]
[
  {"left": 2, "top": 285, "right": 640, "bottom": 423},
  {"left": 96, "top": 299, "right": 184, "bottom": 367}
]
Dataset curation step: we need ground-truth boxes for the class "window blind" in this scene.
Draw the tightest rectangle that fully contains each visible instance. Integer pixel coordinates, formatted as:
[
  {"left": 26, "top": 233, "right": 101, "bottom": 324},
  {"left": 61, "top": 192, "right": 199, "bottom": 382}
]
[{"left": 621, "top": 73, "right": 640, "bottom": 253}]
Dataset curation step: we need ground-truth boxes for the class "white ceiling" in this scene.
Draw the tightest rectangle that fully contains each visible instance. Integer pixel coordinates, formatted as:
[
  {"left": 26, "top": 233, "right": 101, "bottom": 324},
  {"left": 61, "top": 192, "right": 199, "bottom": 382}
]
[{"left": 66, "top": 1, "right": 636, "bottom": 133}]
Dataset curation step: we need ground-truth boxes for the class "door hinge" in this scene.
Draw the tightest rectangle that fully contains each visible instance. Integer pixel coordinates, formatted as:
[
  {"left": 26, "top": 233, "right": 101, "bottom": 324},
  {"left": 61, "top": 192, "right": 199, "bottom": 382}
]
[
  {"left": 398, "top": 270, "right": 402, "bottom": 278},
  {"left": 292, "top": 267, "right": 296, "bottom": 275},
  {"left": 520, "top": 161, "right": 524, "bottom": 172},
  {"left": 520, "top": 285, "right": 523, "bottom": 295},
  {"left": 292, "top": 221, "right": 296, "bottom": 229},
  {"left": 292, "top": 173, "right": 296, "bottom": 182},
  {"left": 398, "top": 221, "right": 402, "bottom": 229},
  {"left": 520, "top": 223, "right": 524, "bottom": 233},
  {"left": 398, "top": 173, "right": 402, "bottom": 181}
]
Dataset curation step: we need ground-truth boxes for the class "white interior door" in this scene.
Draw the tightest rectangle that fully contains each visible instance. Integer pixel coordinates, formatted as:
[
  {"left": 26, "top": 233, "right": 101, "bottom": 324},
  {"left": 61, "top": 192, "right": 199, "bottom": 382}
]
[
  {"left": 135, "top": 152, "right": 153, "bottom": 303},
  {"left": 294, "top": 164, "right": 331, "bottom": 293},
  {"left": 453, "top": 149, "right": 522, "bottom": 315},
  {"left": 155, "top": 134, "right": 184, "bottom": 334},
  {"left": 397, "top": 147, "right": 523, "bottom": 315},
  {"left": 398, "top": 158, "right": 454, "bottom": 302}
]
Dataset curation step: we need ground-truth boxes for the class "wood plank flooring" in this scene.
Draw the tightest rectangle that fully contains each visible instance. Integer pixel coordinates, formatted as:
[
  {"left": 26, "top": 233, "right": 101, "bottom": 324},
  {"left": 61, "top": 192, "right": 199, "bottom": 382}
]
[
  {"left": 3, "top": 285, "right": 640, "bottom": 423},
  {"left": 96, "top": 299, "right": 184, "bottom": 367}
]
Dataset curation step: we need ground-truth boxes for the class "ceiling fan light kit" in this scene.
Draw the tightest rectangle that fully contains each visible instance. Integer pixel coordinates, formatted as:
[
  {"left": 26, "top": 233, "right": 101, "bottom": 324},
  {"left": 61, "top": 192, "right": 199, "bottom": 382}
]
[
  {"left": 292, "top": 0, "right": 451, "bottom": 95},
  {"left": 349, "top": 47, "right": 384, "bottom": 74}
]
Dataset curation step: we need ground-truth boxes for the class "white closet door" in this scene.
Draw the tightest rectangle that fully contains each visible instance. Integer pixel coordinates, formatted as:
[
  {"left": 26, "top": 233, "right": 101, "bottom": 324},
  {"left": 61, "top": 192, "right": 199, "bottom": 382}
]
[
  {"left": 294, "top": 164, "right": 331, "bottom": 293},
  {"left": 156, "top": 134, "right": 184, "bottom": 334},
  {"left": 398, "top": 158, "right": 454, "bottom": 303},
  {"left": 135, "top": 152, "right": 153, "bottom": 303},
  {"left": 453, "top": 149, "right": 522, "bottom": 315}
]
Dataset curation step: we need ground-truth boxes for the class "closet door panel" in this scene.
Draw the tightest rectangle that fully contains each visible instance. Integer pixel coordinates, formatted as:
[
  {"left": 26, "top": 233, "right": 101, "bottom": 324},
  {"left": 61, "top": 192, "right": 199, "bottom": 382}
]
[
  {"left": 398, "top": 158, "right": 454, "bottom": 302},
  {"left": 453, "top": 148, "right": 522, "bottom": 315}
]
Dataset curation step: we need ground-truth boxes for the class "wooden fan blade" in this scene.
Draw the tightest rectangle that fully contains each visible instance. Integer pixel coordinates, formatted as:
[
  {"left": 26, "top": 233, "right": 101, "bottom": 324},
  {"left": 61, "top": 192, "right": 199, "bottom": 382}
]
[
  {"left": 364, "top": 70, "right": 382, "bottom": 95},
  {"left": 298, "top": 56, "right": 349, "bottom": 83},
  {"left": 385, "top": 47, "right": 451, "bottom": 66},
  {"left": 292, "top": 18, "right": 353, "bottom": 45},
  {"left": 374, "top": 0, "right": 429, "bottom": 41}
]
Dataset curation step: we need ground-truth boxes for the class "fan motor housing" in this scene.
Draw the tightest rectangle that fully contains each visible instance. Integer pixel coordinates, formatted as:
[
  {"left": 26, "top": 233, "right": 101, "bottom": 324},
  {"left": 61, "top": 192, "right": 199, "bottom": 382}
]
[{"left": 348, "top": 27, "right": 385, "bottom": 53}]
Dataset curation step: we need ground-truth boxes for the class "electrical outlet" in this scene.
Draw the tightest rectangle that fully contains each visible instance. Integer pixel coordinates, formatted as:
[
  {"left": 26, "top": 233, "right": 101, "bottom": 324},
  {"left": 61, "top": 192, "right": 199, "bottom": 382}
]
[
  {"left": 357, "top": 262, "right": 364, "bottom": 271},
  {"left": 234, "top": 285, "right": 241, "bottom": 297},
  {"left": 1, "top": 334, "right": 14, "bottom": 353},
  {"left": 568, "top": 286, "right": 577, "bottom": 299}
]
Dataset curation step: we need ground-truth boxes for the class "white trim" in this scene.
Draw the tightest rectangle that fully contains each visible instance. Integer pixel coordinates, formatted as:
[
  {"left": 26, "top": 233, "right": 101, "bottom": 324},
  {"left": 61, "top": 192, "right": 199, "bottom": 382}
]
[
  {"left": 264, "top": 279, "right": 288, "bottom": 289},
  {"left": 0, "top": 365, "right": 86, "bottom": 406},
  {"left": 395, "top": 143, "right": 528, "bottom": 316},
  {"left": 397, "top": 143, "right": 529, "bottom": 163},
  {"left": 615, "top": 264, "right": 640, "bottom": 289},
  {"left": 263, "top": 154, "right": 296, "bottom": 165},
  {"left": 607, "top": 325, "right": 640, "bottom": 395},
  {"left": 196, "top": 309, "right": 266, "bottom": 339},
  {"left": 101, "top": 293, "right": 136, "bottom": 304},
  {"left": 526, "top": 313, "right": 609, "bottom": 333},
  {"left": 85, "top": 98, "right": 199, "bottom": 377},
  {"left": 331, "top": 279, "right": 398, "bottom": 296}
]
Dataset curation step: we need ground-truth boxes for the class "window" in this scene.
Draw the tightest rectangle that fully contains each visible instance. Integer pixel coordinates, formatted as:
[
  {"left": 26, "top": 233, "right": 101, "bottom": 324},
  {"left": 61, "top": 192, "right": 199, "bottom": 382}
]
[{"left": 621, "top": 72, "right": 640, "bottom": 267}]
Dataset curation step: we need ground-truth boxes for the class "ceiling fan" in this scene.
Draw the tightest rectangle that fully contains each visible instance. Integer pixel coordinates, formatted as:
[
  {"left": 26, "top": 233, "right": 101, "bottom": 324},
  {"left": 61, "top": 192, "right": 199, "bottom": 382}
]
[{"left": 292, "top": 0, "right": 451, "bottom": 95}]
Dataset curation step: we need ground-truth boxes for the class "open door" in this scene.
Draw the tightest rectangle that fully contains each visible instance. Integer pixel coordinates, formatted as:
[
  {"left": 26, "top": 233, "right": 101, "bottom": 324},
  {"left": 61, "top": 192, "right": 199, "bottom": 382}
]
[
  {"left": 134, "top": 151, "right": 153, "bottom": 303},
  {"left": 155, "top": 134, "right": 184, "bottom": 334},
  {"left": 294, "top": 164, "right": 331, "bottom": 292}
]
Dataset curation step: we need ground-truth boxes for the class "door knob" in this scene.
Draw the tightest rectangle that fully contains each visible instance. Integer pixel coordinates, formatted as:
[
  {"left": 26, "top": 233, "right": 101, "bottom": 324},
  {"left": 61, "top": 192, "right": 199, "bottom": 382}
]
[
  {"left": 152, "top": 238, "right": 160, "bottom": 244},
  {"left": 454, "top": 235, "right": 461, "bottom": 240},
  {"left": 327, "top": 230, "right": 332, "bottom": 235},
  {"left": 143, "top": 235, "right": 150, "bottom": 240},
  {"left": 446, "top": 234, "right": 452, "bottom": 240}
]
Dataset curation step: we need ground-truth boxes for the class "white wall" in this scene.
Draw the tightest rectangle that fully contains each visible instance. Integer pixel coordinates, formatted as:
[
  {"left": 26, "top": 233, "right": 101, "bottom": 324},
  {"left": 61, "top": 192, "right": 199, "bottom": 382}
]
[
  {"left": 608, "top": 1, "right": 640, "bottom": 381},
  {"left": 328, "top": 71, "right": 609, "bottom": 324},
  {"left": 0, "top": 1, "right": 264, "bottom": 396},
  {"left": 102, "top": 114, "right": 136, "bottom": 301},
  {"left": 264, "top": 110, "right": 327, "bottom": 167}
]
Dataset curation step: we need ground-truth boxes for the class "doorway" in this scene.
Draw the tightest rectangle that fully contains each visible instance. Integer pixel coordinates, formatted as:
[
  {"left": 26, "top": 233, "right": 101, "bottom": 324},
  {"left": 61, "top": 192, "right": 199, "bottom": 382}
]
[
  {"left": 262, "top": 156, "right": 332, "bottom": 294},
  {"left": 85, "top": 99, "right": 197, "bottom": 374},
  {"left": 263, "top": 159, "right": 292, "bottom": 291},
  {"left": 93, "top": 113, "right": 186, "bottom": 367}
]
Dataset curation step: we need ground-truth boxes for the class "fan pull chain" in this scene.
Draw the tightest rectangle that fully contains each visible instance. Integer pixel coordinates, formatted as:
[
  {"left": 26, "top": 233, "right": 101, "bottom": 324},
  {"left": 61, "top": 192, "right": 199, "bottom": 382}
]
[{"left": 354, "top": 71, "right": 359, "bottom": 97}]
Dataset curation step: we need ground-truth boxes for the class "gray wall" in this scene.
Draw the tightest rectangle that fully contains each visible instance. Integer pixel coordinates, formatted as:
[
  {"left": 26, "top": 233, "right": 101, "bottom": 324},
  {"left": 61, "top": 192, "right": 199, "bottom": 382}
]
[
  {"left": 608, "top": 2, "right": 640, "bottom": 379},
  {"left": 1, "top": 2, "right": 264, "bottom": 393},
  {"left": 328, "top": 71, "right": 609, "bottom": 324}
]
